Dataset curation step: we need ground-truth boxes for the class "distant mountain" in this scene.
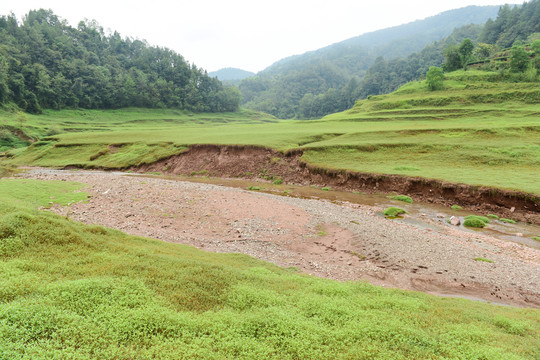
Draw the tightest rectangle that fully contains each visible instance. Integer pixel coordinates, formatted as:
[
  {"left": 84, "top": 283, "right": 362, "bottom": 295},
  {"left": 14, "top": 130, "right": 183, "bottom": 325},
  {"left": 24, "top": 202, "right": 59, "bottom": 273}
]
[
  {"left": 209, "top": 68, "right": 255, "bottom": 84},
  {"left": 239, "top": 5, "right": 501, "bottom": 119}
]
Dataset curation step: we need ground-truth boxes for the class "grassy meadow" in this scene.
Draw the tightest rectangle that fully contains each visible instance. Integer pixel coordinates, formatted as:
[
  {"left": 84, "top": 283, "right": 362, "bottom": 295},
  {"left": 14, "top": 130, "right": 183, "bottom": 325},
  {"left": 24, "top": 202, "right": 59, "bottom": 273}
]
[
  {"left": 0, "top": 178, "right": 538, "bottom": 359},
  {"left": 1, "top": 70, "right": 539, "bottom": 194}
]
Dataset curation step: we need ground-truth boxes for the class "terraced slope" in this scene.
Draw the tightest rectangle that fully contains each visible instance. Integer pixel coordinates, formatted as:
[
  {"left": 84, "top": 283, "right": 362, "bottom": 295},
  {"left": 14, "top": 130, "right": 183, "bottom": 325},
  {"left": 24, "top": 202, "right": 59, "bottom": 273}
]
[{"left": 1, "top": 71, "right": 539, "bottom": 198}]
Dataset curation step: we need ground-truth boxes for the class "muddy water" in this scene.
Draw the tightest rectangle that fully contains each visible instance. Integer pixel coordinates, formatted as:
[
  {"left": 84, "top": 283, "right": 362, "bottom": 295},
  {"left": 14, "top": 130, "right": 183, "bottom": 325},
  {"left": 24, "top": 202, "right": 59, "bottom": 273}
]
[{"left": 18, "top": 168, "right": 540, "bottom": 249}]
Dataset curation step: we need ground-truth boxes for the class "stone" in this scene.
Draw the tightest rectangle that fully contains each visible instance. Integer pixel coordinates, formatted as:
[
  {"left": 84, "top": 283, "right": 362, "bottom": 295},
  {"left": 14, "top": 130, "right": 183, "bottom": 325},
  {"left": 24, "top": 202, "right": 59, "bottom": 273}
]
[
  {"left": 510, "top": 207, "right": 515, "bottom": 213},
  {"left": 449, "top": 216, "right": 461, "bottom": 226}
]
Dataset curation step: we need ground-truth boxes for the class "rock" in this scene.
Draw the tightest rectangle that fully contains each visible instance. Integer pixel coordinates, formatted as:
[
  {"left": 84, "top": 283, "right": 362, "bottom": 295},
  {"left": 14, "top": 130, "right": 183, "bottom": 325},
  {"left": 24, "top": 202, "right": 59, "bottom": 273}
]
[
  {"left": 436, "top": 213, "right": 446, "bottom": 218},
  {"left": 510, "top": 207, "right": 515, "bottom": 213},
  {"left": 449, "top": 216, "right": 461, "bottom": 226},
  {"left": 515, "top": 233, "right": 523, "bottom": 237}
]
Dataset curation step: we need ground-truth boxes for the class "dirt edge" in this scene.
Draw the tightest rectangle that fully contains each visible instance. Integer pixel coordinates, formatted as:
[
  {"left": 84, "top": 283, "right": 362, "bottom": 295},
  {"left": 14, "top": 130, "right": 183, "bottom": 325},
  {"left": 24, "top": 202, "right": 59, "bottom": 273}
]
[{"left": 124, "top": 144, "right": 537, "bottom": 224}]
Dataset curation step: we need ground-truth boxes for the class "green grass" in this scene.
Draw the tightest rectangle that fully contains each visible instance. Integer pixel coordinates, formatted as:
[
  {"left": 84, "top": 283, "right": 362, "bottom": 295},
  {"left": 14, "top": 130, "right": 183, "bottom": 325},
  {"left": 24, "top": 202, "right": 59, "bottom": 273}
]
[
  {"left": 487, "top": 214, "right": 499, "bottom": 219},
  {"left": 390, "top": 195, "right": 413, "bottom": 203},
  {"left": 465, "top": 215, "right": 491, "bottom": 224},
  {"left": 0, "top": 178, "right": 87, "bottom": 209},
  {"left": 533, "top": 236, "right": 540, "bottom": 241},
  {"left": 500, "top": 218, "right": 517, "bottom": 224},
  {"left": 474, "top": 257, "right": 495, "bottom": 263},
  {"left": 451, "top": 205, "right": 463, "bottom": 210},
  {"left": 383, "top": 207, "right": 407, "bottom": 217},
  {"left": 1, "top": 69, "right": 539, "bottom": 195},
  {"left": 0, "top": 179, "right": 538, "bottom": 359},
  {"left": 464, "top": 215, "right": 490, "bottom": 228}
]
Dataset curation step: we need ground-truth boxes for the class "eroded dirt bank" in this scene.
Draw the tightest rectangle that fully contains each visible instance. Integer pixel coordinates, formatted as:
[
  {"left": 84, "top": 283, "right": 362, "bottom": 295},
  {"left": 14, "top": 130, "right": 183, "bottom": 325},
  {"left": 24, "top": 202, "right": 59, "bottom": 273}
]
[
  {"left": 22, "top": 169, "right": 540, "bottom": 308},
  {"left": 134, "top": 145, "right": 540, "bottom": 224}
]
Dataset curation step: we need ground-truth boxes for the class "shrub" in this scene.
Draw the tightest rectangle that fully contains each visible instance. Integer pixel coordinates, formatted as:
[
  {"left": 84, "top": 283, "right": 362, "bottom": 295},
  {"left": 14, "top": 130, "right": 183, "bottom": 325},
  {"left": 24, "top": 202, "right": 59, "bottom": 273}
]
[
  {"left": 451, "top": 205, "right": 462, "bottom": 210},
  {"left": 500, "top": 218, "right": 516, "bottom": 224},
  {"left": 272, "top": 178, "right": 283, "bottom": 185},
  {"left": 383, "top": 207, "right": 407, "bottom": 217},
  {"left": 321, "top": 187, "right": 330, "bottom": 191},
  {"left": 426, "top": 66, "right": 444, "bottom": 91},
  {"left": 391, "top": 195, "right": 413, "bottom": 203},
  {"left": 486, "top": 214, "right": 499, "bottom": 219},
  {"left": 532, "top": 237, "right": 540, "bottom": 241}
]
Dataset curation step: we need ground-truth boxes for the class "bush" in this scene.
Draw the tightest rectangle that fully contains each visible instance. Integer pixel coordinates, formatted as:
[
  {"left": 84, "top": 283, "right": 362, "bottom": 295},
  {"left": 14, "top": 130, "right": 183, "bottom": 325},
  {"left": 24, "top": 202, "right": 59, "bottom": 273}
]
[
  {"left": 383, "top": 207, "right": 407, "bottom": 217},
  {"left": 426, "top": 67, "right": 444, "bottom": 91},
  {"left": 486, "top": 214, "right": 499, "bottom": 219},
  {"left": 500, "top": 218, "right": 516, "bottom": 224},
  {"left": 451, "top": 205, "right": 462, "bottom": 210}
]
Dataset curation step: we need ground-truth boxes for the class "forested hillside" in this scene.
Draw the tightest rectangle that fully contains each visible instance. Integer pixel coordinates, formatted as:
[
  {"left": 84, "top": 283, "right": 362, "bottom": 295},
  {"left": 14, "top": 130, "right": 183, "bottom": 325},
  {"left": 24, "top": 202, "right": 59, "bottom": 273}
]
[
  {"left": 297, "top": 24, "right": 484, "bottom": 119},
  {"left": 480, "top": 1, "right": 540, "bottom": 47},
  {"left": 0, "top": 9, "right": 240, "bottom": 113},
  {"left": 238, "top": 5, "right": 499, "bottom": 119}
]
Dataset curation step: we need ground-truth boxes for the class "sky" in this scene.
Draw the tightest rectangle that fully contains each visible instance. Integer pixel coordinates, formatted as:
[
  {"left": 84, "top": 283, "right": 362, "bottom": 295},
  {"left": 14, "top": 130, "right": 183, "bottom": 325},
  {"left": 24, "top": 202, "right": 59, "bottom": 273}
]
[{"left": 0, "top": 0, "right": 515, "bottom": 73}]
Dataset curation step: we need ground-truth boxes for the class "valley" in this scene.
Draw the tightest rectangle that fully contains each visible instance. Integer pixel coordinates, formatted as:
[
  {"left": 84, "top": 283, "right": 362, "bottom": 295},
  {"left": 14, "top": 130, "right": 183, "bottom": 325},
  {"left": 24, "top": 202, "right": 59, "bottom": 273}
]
[{"left": 0, "top": 3, "right": 539, "bottom": 359}]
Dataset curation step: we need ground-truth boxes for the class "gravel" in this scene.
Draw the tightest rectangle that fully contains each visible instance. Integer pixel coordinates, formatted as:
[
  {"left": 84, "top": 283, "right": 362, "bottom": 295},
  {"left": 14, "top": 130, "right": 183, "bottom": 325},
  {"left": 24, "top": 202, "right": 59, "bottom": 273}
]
[{"left": 20, "top": 169, "right": 540, "bottom": 308}]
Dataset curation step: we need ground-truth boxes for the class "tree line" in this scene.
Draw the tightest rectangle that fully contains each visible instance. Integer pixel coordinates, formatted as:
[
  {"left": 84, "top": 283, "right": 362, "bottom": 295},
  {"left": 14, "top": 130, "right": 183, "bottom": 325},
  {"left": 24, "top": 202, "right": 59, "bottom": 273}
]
[{"left": 0, "top": 9, "right": 240, "bottom": 113}]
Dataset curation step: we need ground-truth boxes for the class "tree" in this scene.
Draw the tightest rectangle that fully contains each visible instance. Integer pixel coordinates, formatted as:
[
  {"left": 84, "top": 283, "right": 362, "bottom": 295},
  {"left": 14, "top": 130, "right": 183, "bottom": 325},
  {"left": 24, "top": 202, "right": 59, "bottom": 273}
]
[
  {"left": 532, "top": 39, "right": 540, "bottom": 70},
  {"left": 473, "top": 43, "right": 495, "bottom": 60},
  {"left": 458, "top": 38, "right": 474, "bottom": 68},
  {"left": 510, "top": 41, "right": 530, "bottom": 73},
  {"left": 443, "top": 45, "right": 462, "bottom": 72},
  {"left": 426, "top": 67, "right": 444, "bottom": 91}
]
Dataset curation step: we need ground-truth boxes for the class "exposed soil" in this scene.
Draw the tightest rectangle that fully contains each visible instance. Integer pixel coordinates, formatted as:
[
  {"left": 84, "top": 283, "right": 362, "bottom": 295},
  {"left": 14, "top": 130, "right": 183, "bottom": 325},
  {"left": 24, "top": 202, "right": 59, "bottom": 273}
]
[
  {"left": 22, "top": 169, "right": 540, "bottom": 308},
  {"left": 134, "top": 145, "right": 540, "bottom": 225}
]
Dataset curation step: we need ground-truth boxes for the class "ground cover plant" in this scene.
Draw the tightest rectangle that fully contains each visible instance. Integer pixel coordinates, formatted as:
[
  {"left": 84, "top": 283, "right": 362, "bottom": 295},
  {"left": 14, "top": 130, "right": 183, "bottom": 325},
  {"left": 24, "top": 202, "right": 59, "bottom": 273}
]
[
  {"left": 390, "top": 195, "right": 413, "bottom": 203},
  {"left": 1, "top": 70, "right": 539, "bottom": 196},
  {"left": 464, "top": 215, "right": 491, "bottom": 228},
  {"left": 383, "top": 207, "right": 407, "bottom": 217},
  {"left": 0, "top": 178, "right": 538, "bottom": 359}
]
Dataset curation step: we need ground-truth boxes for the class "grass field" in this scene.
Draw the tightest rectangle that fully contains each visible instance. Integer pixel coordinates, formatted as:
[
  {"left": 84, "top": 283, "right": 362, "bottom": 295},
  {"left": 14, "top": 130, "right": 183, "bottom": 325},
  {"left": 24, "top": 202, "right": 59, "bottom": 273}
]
[
  {"left": 1, "top": 70, "right": 539, "bottom": 195},
  {"left": 0, "top": 178, "right": 538, "bottom": 359}
]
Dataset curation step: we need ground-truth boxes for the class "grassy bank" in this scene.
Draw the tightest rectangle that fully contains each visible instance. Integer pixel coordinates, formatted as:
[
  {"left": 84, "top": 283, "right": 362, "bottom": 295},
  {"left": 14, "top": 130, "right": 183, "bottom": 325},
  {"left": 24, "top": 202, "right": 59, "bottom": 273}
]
[
  {"left": 0, "top": 178, "right": 538, "bottom": 359},
  {"left": 1, "top": 70, "right": 539, "bottom": 194}
]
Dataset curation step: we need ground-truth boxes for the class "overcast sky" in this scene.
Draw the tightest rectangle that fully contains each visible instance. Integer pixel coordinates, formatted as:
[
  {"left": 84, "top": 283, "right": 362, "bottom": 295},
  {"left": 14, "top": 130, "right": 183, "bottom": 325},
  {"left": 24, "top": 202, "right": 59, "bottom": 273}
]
[{"left": 1, "top": 0, "right": 514, "bottom": 73}]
